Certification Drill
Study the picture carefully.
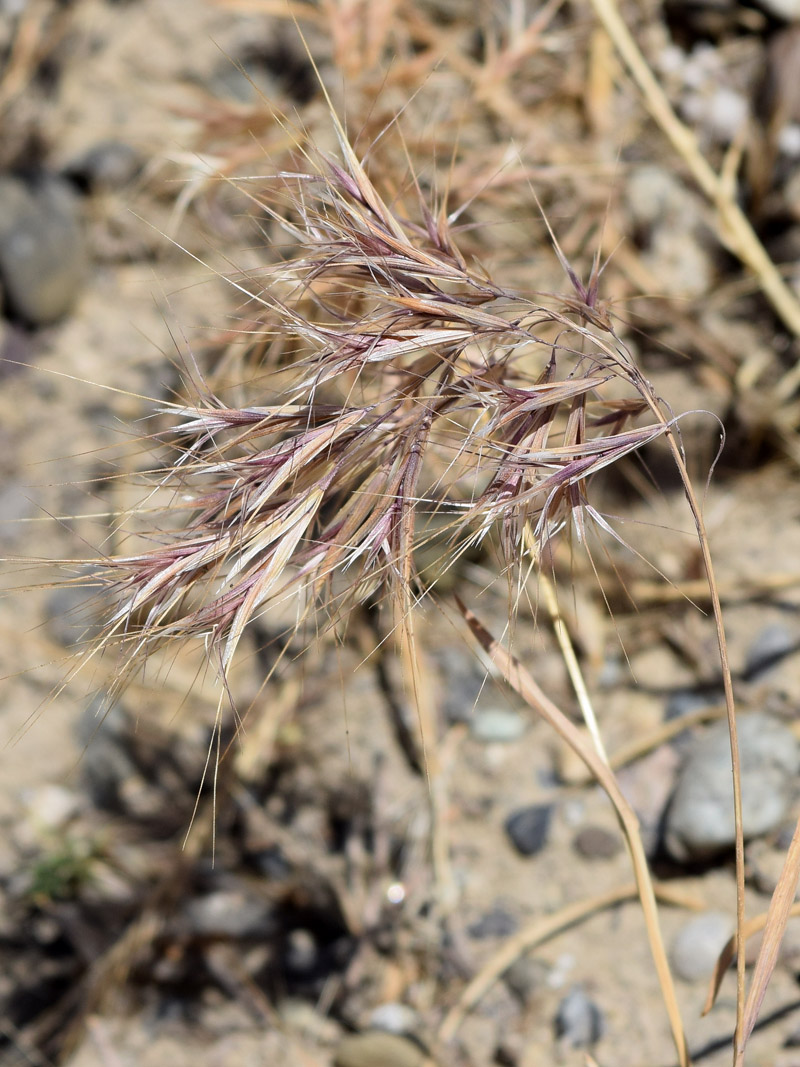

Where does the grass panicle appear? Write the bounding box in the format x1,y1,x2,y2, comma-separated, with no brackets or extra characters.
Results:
60,104,752,1067
93,142,674,688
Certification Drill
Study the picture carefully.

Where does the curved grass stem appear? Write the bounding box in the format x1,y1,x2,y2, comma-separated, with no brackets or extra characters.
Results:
533,548,609,764
455,596,690,1067
638,388,745,1060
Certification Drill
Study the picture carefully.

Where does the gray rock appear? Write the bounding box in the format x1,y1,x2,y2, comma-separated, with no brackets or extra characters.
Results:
435,645,485,725
284,928,318,975
573,825,621,860
625,164,712,298
77,699,138,810
664,713,799,862
65,141,142,193
0,174,87,326
756,0,800,19
23,784,81,832
46,577,102,648
627,165,692,228
505,804,553,857
554,986,605,1048
745,624,796,680
470,708,526,743
504,956,549,1005
747,838,800,897
185,887,276,939
467,905,519,940
670,911,733,982
664,689,720,723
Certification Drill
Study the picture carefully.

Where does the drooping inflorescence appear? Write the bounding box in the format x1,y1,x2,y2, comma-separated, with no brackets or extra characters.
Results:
95,132,670,681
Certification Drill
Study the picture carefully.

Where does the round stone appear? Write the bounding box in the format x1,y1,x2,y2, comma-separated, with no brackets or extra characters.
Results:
333,1031,429,1067
470,708,526,743
0,174,86,326
664,713,799,862
573,825,621,860
670,911,734,982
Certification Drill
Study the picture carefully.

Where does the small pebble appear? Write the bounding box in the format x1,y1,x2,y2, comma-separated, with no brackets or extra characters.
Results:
280,998,341,1044
504,956,549,1005
755,0,800,19
744,624,796,681
470,708,526,743
670,911,734,983
664,713,799,862
436,646,485,725
572,825,621,860
467,905,519,940
626,164,690,228
333,1031,431,1067
645,226,713,299
64,140,142,193
746,838,800,899
285,928,318,975
45,579,101,648
504,804,553,857
0,173,87,326
368,1003,420,1036
663,689,719,723
554,986,605,1048
249,844,291,880
23,784,81,832
185,887,276,939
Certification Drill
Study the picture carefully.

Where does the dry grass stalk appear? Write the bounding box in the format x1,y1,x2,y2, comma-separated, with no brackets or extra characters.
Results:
585,2,800,1054
456,597,690,1065
740,821,800,1059
589,0,800,366
704,900,800,1020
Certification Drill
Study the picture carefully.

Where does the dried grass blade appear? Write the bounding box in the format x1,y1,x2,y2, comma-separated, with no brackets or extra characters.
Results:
588,0,800,381
739,816,800,1058
703,898,800,1017
454,596,689,1067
